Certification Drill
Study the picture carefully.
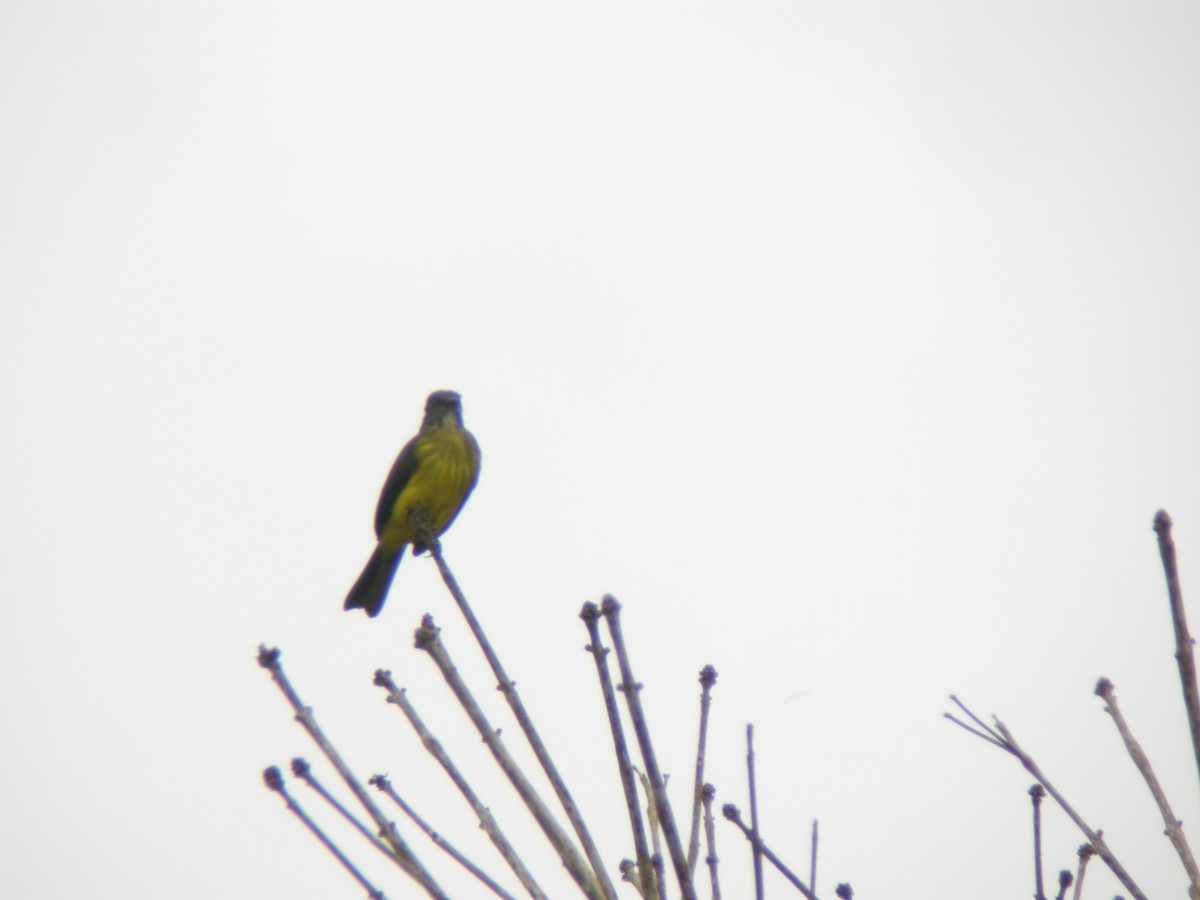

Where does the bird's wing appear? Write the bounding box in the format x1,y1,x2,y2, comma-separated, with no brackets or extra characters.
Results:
374,434,421,538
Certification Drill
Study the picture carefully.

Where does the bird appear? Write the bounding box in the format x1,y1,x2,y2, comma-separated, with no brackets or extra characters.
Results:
344,390,481,617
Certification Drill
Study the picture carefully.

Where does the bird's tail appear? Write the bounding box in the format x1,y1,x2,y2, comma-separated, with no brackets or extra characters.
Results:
343,545,405,617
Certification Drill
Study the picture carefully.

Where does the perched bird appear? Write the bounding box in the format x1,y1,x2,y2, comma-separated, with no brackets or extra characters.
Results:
344,390,481,617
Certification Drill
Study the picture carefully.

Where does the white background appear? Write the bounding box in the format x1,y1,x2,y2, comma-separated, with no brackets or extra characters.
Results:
2,3,1199,898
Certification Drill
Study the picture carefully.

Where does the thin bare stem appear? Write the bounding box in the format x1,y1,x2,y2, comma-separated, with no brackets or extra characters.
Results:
946,694,1007,747
810,819,818,896
943,713,1007,748
263,766,387,900
947,694,1148,900
702,784,722,900
411,618,606,900
1054,869,1074,900
580,602,658,900
373,670,547,899
687,666,718,876
993,718,1148,900
602,596,698,900
290,758,394,859
651,854,667,900
370,774,517,900
420,524,618,900
1031,784,1047,900
257,646,448,899
722,804,819,900
631,768,668,900
747,725,764,900
636,768,665,870
1071,845,1094,900
618,860,646,899
1154,511,1200,793
1095,678,1200,898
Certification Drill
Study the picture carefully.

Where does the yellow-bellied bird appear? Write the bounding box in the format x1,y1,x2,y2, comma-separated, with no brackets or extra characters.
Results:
344,390,480,617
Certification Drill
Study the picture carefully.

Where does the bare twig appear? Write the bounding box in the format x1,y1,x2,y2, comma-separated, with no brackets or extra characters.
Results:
411,618,606,900
290,758,395,860
1054,869,1074,900
580,602,659,900
1154,512,1200,795
810,819,818,896
1095,677,1200,898
722,804,819,900
257,646,448,899
419,515,617,900
263,766,387,900
635,768,665,876
602,596,698,900
702,784,722,900
1031,784,1047,900
632,766,666,900
993,717,1148,900
618,860,646,899
1071,845,1094,900
373,670,547,899
747,725,764,900
944,694,1006,748
369,774,517,900
687,666,718,876
943,713,1007,747
651,854,666,900
947,695,1149,900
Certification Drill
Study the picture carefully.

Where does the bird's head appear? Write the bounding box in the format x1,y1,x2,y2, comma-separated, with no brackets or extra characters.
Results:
423,390,464,428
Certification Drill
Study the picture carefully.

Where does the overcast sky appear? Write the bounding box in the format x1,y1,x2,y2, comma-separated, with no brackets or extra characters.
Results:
2,3,1199,898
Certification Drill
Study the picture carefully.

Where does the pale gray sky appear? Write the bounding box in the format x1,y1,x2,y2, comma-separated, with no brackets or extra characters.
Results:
2,3,1199,898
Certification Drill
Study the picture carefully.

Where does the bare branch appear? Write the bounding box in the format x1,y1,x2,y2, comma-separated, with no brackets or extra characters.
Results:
1054,869,1073,900
634,768,665,880
1030,784,1047,900
1095,677,1200,898
374,672,546,897
419,518,617,900
687,666,718,877
291,758,390,857
747,725,764,900
370,774,518,900
943,708,1007,749
580,602,659,900
257,646,448,899
1154,512,1200,805
602,595,698,900
412,618,606,900
810,819,818,897
1070,845,1094,900
949,694,1005,743
946,694,1149,900
722,804,820,900
618,860,646,899
263,766,387,900
373,671,547,899
702,784,722,900
994,718,1148,900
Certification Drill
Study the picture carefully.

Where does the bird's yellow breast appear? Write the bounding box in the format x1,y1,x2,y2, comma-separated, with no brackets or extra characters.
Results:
381,427,478,548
